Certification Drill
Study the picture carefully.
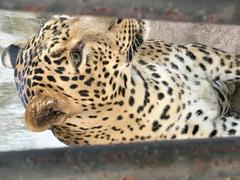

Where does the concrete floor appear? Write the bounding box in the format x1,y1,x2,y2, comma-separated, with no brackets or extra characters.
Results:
149,21,240,53
1,10,240,53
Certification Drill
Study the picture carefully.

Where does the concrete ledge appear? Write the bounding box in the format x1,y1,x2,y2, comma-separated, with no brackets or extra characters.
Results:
1,137,240,180
0,0,240,24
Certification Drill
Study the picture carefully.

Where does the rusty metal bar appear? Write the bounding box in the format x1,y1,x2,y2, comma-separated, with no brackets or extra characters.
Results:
1,137,240,180
0,0,240,24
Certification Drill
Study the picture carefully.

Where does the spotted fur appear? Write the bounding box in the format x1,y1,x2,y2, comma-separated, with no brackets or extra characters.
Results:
3,15,240,146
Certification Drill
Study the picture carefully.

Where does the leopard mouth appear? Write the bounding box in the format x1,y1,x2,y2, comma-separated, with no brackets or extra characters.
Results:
24,90,71,132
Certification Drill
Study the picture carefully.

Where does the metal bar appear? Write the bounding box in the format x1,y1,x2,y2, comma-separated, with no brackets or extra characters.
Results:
1,137,240,180
0,0,240,24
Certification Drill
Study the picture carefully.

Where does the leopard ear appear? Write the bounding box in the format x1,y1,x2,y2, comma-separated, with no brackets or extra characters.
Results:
109,18,149,61
1,44,21,69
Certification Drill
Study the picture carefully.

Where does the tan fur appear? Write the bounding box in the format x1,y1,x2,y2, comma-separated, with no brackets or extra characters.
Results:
4,15,240,146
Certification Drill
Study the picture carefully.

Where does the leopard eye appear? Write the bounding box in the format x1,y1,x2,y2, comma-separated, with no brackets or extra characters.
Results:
70,51,82,65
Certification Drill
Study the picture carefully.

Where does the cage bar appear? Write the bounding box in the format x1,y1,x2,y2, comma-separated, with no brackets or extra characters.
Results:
0,0,240,24
1,138,240,179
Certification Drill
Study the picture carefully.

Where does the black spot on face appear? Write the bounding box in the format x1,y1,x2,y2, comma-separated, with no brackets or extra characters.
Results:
192,125,199,135
116,18,123,24
157,93,164,100
53,58,64,65
60,76,70,81
160,105,170,120
79,90,89,97
33,76,43,81
66,123,77,127
55,67,65,74
104,72,110,78
148,105,154,113
102,117,109,121
185,65,191,72
175,54,184,62
138,59,147,65
72,76,78,81
70,84,78,89
47,75,56,82
228,129,236,135
186,51,196,60
34,68,44,74
84,77,95,86
167,87,173,95
114,70,119,77
199,63,206,71
225,70,232,74
129,96,135,106
85,68,92,74
196,109,203,116
152,73,161,78
89,115,97,118
117,115,123,120
220,58,225,66
152,120,161,132
170,62,178,70
186,112,192,120
203,56,213,64
129,114,134,119
181,125,188,134
44,55,52,64
79,75,85,80
209,129,217,137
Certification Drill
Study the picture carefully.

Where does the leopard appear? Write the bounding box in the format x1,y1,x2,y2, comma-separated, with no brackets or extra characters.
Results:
1,15,240,146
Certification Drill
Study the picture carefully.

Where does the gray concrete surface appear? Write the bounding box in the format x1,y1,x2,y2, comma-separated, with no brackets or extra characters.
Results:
0,10,42,49
149,20,240,53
